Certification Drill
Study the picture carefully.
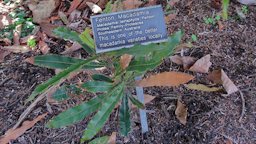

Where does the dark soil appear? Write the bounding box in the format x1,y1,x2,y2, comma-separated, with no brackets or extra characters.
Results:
1,0,256,144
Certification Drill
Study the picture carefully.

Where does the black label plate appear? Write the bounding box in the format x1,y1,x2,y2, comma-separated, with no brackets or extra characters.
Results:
91,5,167,53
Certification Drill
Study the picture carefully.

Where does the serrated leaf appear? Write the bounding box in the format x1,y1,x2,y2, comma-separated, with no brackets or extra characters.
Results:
107,30,182,58
26,54,104,69
81,84,124,142
185,84,222,92
52,86,69,101
82,81,113,93
119,95,131,136
128,94,144,109
26,56,97,102
79,28,95,49
46,94,105,128
53,27,95,54
88,136,110,144
91,74,113,83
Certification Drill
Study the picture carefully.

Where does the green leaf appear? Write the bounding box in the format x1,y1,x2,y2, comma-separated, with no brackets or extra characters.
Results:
103,0,113,13
52,86,69,101
119,94,131,136
128,94,144,109
26,56,97,102
191,34,197,42
81,83,124,142
91,74,113,83
88,136,110,144
222,0,229,20
46,94,105,128
79,28,95,49
82,81,113,93
33,54,104,69
53,27,95,54
127,30,182,73
107,30,182,58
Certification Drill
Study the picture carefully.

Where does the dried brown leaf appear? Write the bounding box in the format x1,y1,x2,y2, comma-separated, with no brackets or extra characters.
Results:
170,55,197,69
220,69,239,95
13,24,22,45
107,132,116,144
207,69,238,95
86,2,102,14
61,42,81,54
25,57,35,65
165,13,176,24
130,94,156,109
39,40,50,54
0,15,12,29
39,22,58,38
137,72,194,87
122,0,143,10
207,69,222,84
0,49,11,62
0,113,47,144
120,54,133,70
28,0,60,23
189,54,212,73
175,100,187,125
185,83,222,92
67,0,83,14
2,45,31,53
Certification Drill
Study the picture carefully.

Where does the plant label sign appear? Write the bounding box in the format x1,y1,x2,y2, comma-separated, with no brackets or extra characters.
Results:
91,5,167,53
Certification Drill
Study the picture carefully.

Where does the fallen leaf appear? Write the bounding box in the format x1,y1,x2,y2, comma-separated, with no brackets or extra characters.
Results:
13,24,22,45
0,15,12,29
0,113,47,144
2,45,31,53
28,0,60,23
237,0,256,5
185,83,222,92
86,2,102,14
217,20,224,31
175,100,187,125
68,10,82,22
120,54,133,70
61,42,81,54
107,132,116,144
189,54,212,73
211,0,221,9
67,0,83,14
0,49,11,62
170,55,197,69
39,40,50,54
58,11,69,25
207,69,238,95
220,69,239,95
39,22,58,38
122,0,143,10
207,69,222,84
137,72,194,87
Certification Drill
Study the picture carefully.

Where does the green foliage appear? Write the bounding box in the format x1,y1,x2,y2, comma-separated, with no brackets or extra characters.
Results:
33,54,104,69
241,5,249,15
128,94,144,109
27,38,37,48
203,15,221,25
47,94,105,128
191,34,198,42
119,94,131,136
103,0,113,13
53,27,95,54
27,27,182,142
91,74,113,83
81,83,124,142
82,81,113,93
222,0,230,20
0,8,36,41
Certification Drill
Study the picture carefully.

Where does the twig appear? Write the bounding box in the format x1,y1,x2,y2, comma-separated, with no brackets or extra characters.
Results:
13,86,55,129
238,90,245,123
